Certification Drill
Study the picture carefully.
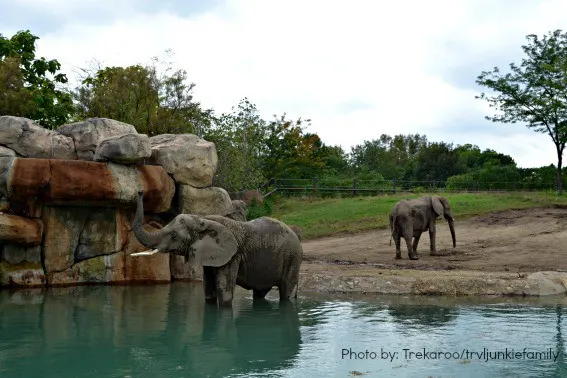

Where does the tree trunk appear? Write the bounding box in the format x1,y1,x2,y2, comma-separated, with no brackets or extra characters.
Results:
557,146,564,195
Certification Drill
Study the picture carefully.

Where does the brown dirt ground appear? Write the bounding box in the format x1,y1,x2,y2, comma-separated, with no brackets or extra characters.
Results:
300,207,567,277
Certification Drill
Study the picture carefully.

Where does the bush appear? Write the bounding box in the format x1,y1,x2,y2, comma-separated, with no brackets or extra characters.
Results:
246,197,274,220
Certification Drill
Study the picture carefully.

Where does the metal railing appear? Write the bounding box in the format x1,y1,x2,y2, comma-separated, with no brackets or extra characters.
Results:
258,178,560,197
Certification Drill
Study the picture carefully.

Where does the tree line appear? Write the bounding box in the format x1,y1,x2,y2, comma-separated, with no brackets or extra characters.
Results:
2,29,567,193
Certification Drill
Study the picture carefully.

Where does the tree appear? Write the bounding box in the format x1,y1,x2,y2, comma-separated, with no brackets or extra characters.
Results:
261,114,325,180
74,51,210,136
0,56,35,116
349,133,427,179
204,98,267,191
413,142,464,182
0,30,74,128
476,29,567,194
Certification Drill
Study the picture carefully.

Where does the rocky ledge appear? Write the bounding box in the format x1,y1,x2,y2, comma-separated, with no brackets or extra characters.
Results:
298,264,567,297
0,116,248,288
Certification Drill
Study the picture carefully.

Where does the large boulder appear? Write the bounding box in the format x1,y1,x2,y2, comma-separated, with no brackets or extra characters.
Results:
42,206,90,273
149,134,218,187
94,133,151,164
178,185,233,215
0,146,15,157
0,116,77,159
57,118,138,160
0,214,43,246
1,158,174,213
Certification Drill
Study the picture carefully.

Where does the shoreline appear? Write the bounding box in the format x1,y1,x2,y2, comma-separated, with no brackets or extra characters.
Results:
297,263,567,297
2,265,567,298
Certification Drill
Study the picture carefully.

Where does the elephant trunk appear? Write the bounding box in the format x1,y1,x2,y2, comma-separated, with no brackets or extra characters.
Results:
447,217,456,248
132,191,163,249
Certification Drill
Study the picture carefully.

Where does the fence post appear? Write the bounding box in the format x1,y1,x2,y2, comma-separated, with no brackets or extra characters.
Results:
313,177,317,196
392,177,397,194
353,178,357,196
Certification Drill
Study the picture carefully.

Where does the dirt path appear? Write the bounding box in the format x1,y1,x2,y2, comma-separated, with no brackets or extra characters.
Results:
301,207,567,274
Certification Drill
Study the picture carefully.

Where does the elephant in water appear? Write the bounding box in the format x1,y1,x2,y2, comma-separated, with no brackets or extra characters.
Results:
389,195,456,260
132,191,303,306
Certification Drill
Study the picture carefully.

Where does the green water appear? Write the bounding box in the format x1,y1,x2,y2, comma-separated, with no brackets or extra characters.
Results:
0,283,566,378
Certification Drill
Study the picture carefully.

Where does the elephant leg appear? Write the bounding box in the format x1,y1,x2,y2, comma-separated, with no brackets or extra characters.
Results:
279,252,301,301
429,223,437,255
402,227,417,260
253,288,271,300
412,233,422,254
405,234,417,260
393,231,402,259
203,266,218,304
404,230,418,260
215,257,240,307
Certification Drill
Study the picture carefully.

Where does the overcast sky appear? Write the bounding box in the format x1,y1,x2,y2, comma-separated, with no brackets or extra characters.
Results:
3,0,567,168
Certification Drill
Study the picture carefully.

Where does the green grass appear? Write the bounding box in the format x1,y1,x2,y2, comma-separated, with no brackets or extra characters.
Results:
269,191,567,240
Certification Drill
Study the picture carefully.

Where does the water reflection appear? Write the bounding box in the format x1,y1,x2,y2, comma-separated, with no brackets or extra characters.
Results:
0,286,566,377
0,284,307,378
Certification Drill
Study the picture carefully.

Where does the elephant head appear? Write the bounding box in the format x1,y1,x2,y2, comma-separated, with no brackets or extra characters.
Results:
430,196,456,248
132,191,239,267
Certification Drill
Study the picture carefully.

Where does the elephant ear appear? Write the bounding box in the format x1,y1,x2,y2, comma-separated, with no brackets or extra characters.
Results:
192,219,238,267
431,196,444,217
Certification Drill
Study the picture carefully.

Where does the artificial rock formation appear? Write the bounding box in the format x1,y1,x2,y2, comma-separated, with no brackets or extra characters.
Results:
0,115,243,288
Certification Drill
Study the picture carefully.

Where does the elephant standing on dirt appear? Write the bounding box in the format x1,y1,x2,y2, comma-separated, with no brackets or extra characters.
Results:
132,192,303,306
389,196,456,260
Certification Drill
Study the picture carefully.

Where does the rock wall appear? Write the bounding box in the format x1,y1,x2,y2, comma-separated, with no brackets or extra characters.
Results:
0,116,244,288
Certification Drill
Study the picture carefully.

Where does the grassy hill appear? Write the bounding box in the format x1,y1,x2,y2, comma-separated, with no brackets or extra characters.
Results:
265,192,567,240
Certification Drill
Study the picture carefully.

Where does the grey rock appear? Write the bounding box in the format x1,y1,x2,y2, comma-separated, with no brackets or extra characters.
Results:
0,116,77,159
149,134,218,187
94,133,151,163
74,208,121,262
57,118,138,160
0,146,16,157
0,157,15,197
178,185,233,216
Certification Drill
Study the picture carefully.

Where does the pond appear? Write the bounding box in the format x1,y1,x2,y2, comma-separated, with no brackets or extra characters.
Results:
0,282,565,378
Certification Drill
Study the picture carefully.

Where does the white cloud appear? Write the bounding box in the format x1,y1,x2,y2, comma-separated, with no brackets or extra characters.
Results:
23,0,567,167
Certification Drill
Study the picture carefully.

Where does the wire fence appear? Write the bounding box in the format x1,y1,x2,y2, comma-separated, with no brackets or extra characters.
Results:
258,178,560,197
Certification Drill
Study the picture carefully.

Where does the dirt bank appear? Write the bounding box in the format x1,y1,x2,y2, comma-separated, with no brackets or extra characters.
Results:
297,207,567,296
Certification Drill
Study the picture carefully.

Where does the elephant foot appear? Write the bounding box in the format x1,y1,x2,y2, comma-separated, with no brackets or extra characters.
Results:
409,255,419,260
395,254,402,260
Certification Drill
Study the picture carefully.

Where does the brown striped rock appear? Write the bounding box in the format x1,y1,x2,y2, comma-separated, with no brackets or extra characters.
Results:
0,214,43,246
0,158,174,213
